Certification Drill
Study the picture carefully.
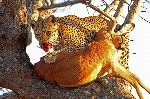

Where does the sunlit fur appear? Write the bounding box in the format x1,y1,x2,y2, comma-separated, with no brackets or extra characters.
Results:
35,30,150,99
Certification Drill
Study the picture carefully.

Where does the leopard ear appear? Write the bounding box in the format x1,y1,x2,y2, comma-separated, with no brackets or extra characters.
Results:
49,15,56,23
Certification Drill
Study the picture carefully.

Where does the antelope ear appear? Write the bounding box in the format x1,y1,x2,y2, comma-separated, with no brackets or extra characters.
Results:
49,15,56,23
122,23,135,32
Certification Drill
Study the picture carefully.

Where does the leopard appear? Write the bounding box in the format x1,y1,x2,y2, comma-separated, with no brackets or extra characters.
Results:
31,15,129,68
31,15,111,63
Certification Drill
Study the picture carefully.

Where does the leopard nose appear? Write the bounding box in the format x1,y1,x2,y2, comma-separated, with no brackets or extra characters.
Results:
42,43,52,52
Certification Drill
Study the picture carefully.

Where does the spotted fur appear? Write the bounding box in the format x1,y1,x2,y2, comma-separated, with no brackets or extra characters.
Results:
115,23,135,69
32,15,109,52
119,33,130,69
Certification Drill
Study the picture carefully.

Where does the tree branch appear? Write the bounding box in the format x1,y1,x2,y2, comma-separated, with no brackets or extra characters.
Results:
38,0,87,10
123,0,143,25
38,0,116,23
100,0,120,16
111,0,126,31
37,0,117,31
87,4,116,25
114,0,126,21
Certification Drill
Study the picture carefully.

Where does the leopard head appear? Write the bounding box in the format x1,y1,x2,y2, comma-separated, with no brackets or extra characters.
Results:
31,15,60,52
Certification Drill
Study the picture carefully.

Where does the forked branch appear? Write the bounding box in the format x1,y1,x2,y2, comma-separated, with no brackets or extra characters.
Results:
38,0,117,31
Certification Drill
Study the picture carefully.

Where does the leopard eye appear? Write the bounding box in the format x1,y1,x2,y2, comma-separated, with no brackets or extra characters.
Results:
31,23,35,28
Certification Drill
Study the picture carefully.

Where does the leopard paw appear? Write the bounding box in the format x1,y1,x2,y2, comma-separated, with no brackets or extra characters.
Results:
44,53,57,64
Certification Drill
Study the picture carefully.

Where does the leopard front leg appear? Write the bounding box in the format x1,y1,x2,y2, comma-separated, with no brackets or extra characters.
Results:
44,51,58,64
43,44,66,64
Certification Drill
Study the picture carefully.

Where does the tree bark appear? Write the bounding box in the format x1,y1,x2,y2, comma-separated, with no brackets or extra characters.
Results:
0,0,136,98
